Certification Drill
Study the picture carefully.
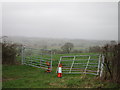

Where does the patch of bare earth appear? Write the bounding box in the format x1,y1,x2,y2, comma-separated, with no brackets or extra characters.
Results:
2,77,18,82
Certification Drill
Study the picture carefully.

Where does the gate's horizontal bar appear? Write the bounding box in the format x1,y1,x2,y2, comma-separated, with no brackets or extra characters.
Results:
31,65,39,67
39,64,48,67
74,59,88,61
62,70,84,71
75,55,90,57
62,65,85,68
75,59,97,60
24,64,48,69
61,59,98,61
62,68,70,69
74,63,87,64
31,62,39,63
86,70,97,72
76,55,99,56
62,68,85,69
61,55,100,58
61,55,90,58
39,63,47,65
62,66,71,67
25,63,48,67
74,63,98,64
63,72,84,74
89,59,98,60
83,72,97,75
36,65,48,67
31,59,41,60
61,60,74,61
61,56,75,58
62,64,72,66
40,60,45,62
40,67,48,69
82,65,98,67
63,72,98,75
88,63,98,64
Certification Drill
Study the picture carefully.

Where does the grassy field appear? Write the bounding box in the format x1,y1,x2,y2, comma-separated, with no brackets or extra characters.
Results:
2,53,120,88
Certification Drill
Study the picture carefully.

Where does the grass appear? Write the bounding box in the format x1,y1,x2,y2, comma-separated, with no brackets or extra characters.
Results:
2,53,120,88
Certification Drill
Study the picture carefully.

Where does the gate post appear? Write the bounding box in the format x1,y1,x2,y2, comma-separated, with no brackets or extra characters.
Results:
100,55,104,77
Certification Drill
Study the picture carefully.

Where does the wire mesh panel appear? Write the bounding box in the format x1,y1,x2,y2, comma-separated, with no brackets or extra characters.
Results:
57,54,102,75
22,47,52,71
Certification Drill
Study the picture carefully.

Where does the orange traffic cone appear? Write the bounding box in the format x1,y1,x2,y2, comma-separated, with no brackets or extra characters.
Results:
46,61,51,73
57,64,62,78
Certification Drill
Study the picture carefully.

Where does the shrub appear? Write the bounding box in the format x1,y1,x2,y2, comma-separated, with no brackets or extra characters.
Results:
89,46,102,53
2,42,18,65
102,43,120,84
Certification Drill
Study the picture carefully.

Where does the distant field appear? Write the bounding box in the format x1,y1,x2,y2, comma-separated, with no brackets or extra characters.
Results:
7,36,110,49
2,53,120,88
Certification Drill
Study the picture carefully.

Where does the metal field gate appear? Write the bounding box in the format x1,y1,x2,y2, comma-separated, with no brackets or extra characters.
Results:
21,47,52,71
57,54,104,76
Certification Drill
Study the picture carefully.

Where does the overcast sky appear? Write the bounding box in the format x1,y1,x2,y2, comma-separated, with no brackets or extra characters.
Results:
2,2,118,40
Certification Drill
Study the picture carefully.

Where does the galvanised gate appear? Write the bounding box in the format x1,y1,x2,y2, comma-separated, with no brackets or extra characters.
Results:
57,54,104,76
21,46,52,71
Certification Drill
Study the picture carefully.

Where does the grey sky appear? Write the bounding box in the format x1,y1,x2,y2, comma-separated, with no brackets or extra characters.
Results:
2,2,118,40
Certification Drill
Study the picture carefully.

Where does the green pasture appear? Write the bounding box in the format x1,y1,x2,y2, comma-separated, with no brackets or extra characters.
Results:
2,53,120,88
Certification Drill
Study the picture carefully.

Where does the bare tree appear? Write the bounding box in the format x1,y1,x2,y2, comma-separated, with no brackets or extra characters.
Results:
61,42,74,53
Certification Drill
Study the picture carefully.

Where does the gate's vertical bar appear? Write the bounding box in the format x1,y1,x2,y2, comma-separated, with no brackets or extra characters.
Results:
69,56,76,73
84,56,90,74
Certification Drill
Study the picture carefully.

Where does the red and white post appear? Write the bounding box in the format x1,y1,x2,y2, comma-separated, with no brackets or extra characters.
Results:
57,64,62,78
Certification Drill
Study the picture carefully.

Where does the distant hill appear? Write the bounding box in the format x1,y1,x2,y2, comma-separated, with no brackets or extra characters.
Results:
3,36,111,50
